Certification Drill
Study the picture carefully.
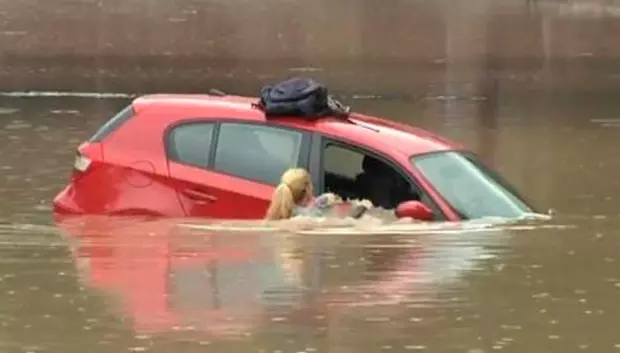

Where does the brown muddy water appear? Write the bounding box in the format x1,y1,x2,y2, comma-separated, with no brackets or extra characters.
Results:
0,82,619,353
2,2,620,350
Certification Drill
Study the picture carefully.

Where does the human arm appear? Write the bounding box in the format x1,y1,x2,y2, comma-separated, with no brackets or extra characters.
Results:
347,199,373,219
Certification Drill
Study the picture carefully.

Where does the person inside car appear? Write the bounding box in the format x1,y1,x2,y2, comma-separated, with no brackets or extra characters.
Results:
265,168,372,221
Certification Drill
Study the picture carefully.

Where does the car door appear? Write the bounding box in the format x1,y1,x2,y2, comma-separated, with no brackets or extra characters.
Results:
208,122,310,219
165,121,221,218
308,134,447,221
166,120,310,219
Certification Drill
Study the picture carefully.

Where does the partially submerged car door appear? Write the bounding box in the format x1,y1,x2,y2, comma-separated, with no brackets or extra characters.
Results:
165,120,311,219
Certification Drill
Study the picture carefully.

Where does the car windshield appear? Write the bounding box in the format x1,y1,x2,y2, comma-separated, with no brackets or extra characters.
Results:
411,151,533,220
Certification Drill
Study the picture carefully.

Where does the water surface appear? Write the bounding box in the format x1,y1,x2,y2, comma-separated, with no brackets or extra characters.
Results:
2,1,620,350
0,86,618,352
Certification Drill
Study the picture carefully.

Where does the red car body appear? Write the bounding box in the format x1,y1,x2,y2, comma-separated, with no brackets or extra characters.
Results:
53,93,534,222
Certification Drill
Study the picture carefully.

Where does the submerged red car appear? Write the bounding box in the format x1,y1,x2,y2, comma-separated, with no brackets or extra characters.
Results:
53,90,535,221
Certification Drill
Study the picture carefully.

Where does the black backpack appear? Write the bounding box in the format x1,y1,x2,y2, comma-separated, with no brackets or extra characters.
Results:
257,77,351,119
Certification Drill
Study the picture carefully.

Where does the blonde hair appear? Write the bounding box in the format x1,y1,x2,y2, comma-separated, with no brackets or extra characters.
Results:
265,168,311,220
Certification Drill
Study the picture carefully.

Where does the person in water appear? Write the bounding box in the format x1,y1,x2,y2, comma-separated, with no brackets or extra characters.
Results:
265,168,371,220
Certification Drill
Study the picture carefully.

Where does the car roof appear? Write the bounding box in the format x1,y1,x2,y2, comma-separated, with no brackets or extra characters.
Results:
133,94,462,156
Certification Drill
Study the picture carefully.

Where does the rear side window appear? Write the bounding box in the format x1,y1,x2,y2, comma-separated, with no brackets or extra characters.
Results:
167,123,215,168
213,123,303,185
89,104,135,142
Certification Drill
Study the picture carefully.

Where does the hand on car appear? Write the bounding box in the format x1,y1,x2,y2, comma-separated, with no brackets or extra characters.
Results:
320,193,342,207
352,199,373,209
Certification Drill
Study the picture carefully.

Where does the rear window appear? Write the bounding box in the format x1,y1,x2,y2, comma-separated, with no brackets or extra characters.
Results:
89,104,136,142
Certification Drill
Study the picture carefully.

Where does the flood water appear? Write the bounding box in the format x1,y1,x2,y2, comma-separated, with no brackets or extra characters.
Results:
3,1,620,352
1,85,619,352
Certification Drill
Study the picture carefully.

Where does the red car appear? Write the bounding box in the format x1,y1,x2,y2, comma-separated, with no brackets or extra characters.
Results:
53,93,535,221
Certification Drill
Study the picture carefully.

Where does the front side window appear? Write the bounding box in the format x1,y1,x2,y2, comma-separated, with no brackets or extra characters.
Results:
411,151,533,219
213,123,303,185
322,141,425,210
167,122,215,168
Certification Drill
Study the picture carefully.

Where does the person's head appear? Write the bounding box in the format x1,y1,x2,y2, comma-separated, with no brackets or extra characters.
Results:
265,168,313,220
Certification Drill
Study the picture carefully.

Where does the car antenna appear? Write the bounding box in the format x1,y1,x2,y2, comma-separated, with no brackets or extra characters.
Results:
343,115,380,132
328,98,380,132
208,88,227,97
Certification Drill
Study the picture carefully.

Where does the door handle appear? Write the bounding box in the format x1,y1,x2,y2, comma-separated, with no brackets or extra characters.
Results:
183,189,218,203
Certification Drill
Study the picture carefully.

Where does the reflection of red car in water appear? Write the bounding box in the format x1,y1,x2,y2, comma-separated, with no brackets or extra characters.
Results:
58,216,315,337
56,215,498,339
